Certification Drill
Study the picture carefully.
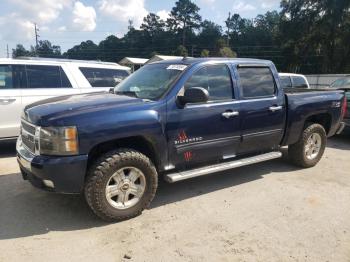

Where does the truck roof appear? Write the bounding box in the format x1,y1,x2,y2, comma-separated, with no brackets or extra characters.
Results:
149,57,273,66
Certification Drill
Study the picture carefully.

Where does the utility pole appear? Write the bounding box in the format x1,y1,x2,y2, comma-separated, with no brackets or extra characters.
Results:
226,12,231,46
34,23,40,55
6,44,9,58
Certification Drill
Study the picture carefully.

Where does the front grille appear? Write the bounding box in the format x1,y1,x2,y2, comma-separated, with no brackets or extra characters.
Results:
21,120,36,153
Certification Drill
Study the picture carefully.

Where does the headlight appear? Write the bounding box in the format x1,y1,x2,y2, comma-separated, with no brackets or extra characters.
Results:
35,126,79,156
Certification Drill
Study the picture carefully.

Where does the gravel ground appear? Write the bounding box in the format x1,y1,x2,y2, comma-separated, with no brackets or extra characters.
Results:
0,132,349,262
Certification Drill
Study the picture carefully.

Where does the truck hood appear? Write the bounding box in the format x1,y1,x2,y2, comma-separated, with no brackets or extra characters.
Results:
23,92,147,125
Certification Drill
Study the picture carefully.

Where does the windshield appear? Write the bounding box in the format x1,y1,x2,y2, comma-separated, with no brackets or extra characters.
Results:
330,77,350,88
114,63,186,100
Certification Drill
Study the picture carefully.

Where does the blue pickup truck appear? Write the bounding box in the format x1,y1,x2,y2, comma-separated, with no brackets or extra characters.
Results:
17,58,346,221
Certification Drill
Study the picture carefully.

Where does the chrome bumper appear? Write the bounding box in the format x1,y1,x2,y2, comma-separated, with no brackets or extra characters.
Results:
16,136,34,171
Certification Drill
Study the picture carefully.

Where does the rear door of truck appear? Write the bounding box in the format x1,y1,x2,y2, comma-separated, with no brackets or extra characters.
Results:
234,64,286,153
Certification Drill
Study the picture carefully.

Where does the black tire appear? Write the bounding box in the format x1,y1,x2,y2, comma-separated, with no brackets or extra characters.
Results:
288,123,327,168
84,148,158,222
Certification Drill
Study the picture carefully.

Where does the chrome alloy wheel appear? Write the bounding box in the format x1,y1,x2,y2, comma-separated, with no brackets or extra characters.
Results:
105,167,146,210
304,133,322,160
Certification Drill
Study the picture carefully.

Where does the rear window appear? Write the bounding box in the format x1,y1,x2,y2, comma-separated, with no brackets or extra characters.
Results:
292,76,308,88
237,67,275,98
26,65,72,88
79,67,130,87
280,76,292,88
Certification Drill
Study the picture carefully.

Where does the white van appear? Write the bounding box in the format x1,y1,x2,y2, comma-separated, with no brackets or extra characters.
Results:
0,57,130,140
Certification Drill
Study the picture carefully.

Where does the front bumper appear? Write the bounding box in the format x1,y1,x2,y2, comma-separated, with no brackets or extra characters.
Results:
16,137,88,193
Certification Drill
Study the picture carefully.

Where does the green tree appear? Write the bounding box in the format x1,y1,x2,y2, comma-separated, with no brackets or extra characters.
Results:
65,40,99,60
36,40,62,58
141,13,166,38
197,20,222,49
167,0,202,46
174,45,188,56
200,49,210,57
219,47,236,58
280,0,350,73
12,44,33,58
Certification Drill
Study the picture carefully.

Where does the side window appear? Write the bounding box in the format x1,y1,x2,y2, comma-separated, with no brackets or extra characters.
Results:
237,67,275,98
207,65,233,100
0,65,13,89
26,65,72,88
184,64,233,101
280,76,292,88
12,65,27,88
292,76,308,88
184,67,208,91
79,67,130,87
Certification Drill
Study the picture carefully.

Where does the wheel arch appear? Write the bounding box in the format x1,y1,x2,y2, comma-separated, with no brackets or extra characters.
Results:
87,136,161,171
304,112,332,135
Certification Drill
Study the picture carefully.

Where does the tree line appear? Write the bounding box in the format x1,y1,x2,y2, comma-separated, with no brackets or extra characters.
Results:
12,0,350,74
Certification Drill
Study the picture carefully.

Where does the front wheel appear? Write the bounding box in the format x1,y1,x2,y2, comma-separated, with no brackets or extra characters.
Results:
85,149,158,222
288,123,327,168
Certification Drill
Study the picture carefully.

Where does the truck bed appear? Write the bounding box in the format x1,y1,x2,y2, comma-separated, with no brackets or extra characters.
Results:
282,88,345,146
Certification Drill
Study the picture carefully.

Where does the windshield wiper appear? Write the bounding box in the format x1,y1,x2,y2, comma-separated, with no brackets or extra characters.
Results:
115,91,138,98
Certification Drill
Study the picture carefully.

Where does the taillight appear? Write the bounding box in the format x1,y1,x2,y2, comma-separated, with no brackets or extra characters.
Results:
341,95,347,119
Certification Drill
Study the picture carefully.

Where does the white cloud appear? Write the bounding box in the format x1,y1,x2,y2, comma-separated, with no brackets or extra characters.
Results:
0,0,74,42
72,1,96,31
261,0,280,9
0,13,34,41
58,26,67,32
98,0,148,28
156,10,170,21
8,0,73,24
233,1,256,12
200,0,216,4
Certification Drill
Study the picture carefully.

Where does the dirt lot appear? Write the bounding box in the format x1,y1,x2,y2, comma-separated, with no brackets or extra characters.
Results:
0,133,350,262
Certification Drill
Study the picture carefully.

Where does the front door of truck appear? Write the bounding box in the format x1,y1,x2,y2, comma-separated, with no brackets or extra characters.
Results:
235,65,285,154
166,64,241,169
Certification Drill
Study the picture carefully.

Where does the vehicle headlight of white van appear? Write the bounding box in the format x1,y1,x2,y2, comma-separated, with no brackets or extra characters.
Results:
35,126,79,156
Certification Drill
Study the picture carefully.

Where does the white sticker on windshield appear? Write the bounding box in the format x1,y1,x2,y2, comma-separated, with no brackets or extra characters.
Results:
166,64,187,71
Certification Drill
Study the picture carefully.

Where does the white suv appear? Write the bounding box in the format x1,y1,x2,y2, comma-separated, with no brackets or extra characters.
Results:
0,57,130,140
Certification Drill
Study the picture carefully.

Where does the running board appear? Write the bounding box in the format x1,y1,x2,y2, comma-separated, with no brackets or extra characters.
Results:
165,152,282,183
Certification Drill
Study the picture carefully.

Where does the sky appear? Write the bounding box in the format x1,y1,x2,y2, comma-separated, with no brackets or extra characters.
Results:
0,0,281,57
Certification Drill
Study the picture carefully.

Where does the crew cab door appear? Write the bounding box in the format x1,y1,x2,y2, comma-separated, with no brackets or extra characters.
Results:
235,65,285,153
166,64,241,168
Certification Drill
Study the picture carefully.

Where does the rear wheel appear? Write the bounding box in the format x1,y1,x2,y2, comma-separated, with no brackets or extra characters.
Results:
85,149,158,222
288,123,327,168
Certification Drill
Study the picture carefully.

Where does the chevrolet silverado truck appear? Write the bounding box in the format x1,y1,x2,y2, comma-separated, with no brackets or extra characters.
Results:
17,58,347,221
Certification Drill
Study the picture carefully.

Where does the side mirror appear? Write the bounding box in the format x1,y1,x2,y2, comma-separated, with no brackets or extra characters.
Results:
109,87,115,94
178,87,209,105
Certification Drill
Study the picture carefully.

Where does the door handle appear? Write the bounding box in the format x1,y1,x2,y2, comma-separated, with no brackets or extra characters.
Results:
222,111,239,119
269,106,282,112
0,98,16,105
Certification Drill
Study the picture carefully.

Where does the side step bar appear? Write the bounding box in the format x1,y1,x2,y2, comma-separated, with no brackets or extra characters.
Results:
165,151,282,183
